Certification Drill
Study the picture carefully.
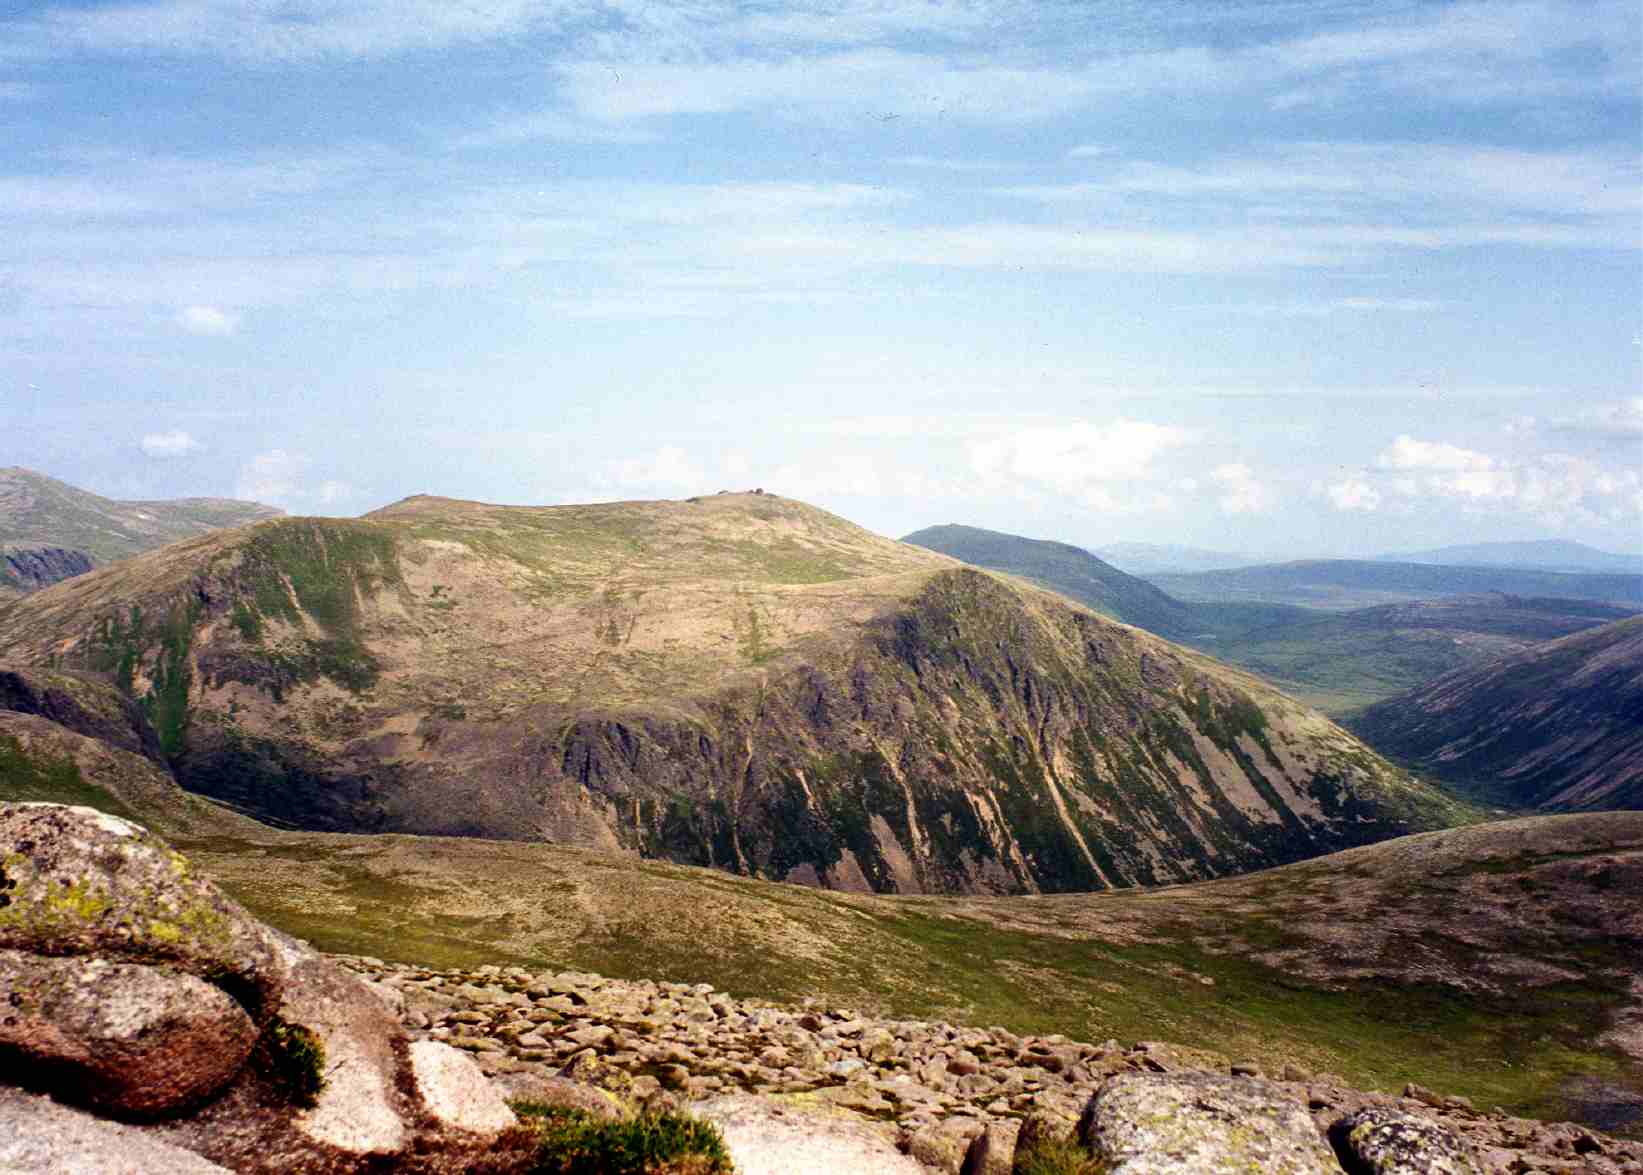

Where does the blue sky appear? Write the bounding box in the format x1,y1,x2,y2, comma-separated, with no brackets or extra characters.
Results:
2,0,1639,557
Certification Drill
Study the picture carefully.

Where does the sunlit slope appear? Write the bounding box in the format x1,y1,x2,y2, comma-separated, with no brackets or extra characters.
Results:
0,492,1472,893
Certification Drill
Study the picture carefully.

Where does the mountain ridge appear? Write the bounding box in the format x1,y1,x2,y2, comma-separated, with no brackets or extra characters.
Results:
0,467,282,587
0,493,1472,895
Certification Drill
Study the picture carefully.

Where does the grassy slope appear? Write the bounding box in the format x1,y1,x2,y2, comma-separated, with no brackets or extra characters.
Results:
161,812,1643,1133
0,467,281,565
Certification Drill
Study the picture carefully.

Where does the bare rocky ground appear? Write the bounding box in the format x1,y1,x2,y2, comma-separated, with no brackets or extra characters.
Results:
342,954,1643,1174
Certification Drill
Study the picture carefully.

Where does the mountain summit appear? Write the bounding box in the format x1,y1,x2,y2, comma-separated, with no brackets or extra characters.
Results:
0,491,1470,894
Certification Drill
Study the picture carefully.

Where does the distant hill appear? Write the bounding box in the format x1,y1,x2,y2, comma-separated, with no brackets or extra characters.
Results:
902,524,1196,638
1349,615,1643,810
1148,559,1643,611
0,468,282,585
1378,539,1643,574
899,526,1638,715
1194,594,1641,716
1092,541,1263,575
0,492,1471,894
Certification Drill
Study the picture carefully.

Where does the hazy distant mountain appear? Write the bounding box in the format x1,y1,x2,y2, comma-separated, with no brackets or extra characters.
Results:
0,467,282,584
1092,541,1264,575
1148,559,1643,611
0,491,1468,894
1377,539,1643,574
1350,616,1643,811
902,524,1195,638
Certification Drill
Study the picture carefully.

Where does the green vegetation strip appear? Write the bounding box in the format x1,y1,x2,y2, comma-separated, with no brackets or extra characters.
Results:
512,1104,731,1175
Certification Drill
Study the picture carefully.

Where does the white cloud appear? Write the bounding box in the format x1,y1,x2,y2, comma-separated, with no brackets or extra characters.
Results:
601,446,707,495
1065,144,1111,159
1325,476,1381,512
1210,463,1273,515
970,419,1195,512
176,305,239,336
1357,436,1643,525
237,449,308,505
1376,435,1496,473
556,49,1132,126
139,429,201,458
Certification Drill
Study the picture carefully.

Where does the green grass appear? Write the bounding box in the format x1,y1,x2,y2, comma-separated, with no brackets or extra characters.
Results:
195,830,1642,1135
0,733,141,822
512,1104,731,1175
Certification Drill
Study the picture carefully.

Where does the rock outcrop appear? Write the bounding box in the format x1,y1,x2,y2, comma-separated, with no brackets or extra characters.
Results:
0,803,515,1171
1,546,94,593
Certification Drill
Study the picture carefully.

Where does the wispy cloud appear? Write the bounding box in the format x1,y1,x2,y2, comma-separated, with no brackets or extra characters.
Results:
139,429,201,458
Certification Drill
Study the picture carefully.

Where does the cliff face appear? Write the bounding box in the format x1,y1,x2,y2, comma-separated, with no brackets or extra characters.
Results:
2,546,94,593
0,495,1472,894
1350,616,1643,811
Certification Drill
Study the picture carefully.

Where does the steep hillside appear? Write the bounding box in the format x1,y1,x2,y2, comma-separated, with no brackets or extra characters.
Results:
1196,593,1640,716
1350,616,1643,810
903,523,1195,638
1150,558,1643,610
0,492,1472,894
0,467,281,574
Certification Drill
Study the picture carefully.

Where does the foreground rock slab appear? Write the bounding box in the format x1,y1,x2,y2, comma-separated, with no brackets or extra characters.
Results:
0,804,519,1172
1080,1071,1343,1173
0,1087,232,1175
692,1093,926,1175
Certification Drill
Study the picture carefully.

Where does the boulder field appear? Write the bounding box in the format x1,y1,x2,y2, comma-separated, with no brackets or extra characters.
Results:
2,802,1639,1173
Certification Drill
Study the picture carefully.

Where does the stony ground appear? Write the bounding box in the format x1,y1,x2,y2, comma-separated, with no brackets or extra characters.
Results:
340,955,1643,1174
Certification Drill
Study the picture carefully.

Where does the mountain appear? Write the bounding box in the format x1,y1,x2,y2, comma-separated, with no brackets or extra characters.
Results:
1379,539,1643,574
1194,593,1641,716
0,491,1472,894
1091,541,1262,575
1149,558,1643,611
897,523,1636,715
0,467,282,581
3,671,1634,1132
902,523,1196,639
1349,615,1643,810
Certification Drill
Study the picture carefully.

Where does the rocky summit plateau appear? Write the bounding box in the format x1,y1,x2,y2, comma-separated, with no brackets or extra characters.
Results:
0,491,1471,895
